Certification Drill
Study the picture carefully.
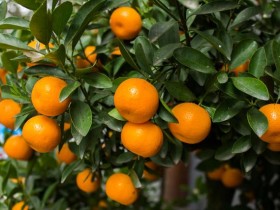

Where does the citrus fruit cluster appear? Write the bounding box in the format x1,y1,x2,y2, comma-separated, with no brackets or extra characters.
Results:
207,165,244,188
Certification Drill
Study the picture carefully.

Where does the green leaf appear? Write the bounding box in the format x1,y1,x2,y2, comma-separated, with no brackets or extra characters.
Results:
157,21,180,47
24,65,70,79
84,72,112,88
230,40,258,70
193,29,231,60
242,150,257,172
0,1,7,20
170,140,183,165
52,1,73,36
117,39,140,70
61,160,82,183
44,45,66,66
0,203,8,210
158,98,178,123
108,108,126,121
0,34,34,51
153,43,181,66
247,107,268,137
213,99,246,123
272,40,280,75
192,1,238,15
29,1,52,45
251,134,267,155
130,169,142,188
248,47,267,78
232,136,251,154
115,152,135,164
1,51,18,73
134,36,154,75
1,85,30,104
215,142,235,161
70,101,92,136
60,81,80,102
174,47,216,74
231,77,269,100
64,0,106,48
0,17,29,30
149,20,178,43
230,6,261,28
165,81,196,102
42,182,58,206
14,0,42,10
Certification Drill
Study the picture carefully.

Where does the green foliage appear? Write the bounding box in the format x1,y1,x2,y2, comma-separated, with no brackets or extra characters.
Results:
1,0,280,209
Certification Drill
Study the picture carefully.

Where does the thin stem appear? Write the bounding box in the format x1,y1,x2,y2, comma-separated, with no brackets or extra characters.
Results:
175,0,190,46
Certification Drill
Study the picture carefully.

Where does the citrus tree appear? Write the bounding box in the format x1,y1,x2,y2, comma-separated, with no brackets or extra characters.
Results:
0,0,280,209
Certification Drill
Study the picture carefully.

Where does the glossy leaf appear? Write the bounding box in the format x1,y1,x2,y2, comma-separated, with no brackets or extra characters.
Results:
64,0,106,48
44,45,66,66
174,47,216,74
1,85,30,104
118,39,140,70
193,29,231,60
60,81,80,102
0,17,29,30
52,1,73,36
1,51,18,73
70,101,92,136
115,152,135,164
134,36,154,75
215,142,235,161
192,1,238,15
61,160,82,183
149,20,178,43
29,1,52,45
248,47,267,78
230,40,258,70
158,98,178,123
0,34,34,51
24,65,70,79
84,72,113,88
165,81,196,102
130,169,142,188
232,136,251,154
0,1,7,20
251,134,267,155
153,43,181,66
108,108,126,121
231,6,261,28
247,107,268,137
14,0,42,10
213,99,246,123
242,150,257,172
231,77,269,100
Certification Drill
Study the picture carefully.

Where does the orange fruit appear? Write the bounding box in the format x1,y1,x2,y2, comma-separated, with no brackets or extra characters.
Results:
114,78,159,123
56,143,77,164
3,135,33,160
31,76,71,117
221,168,244,188
12,201,29,210
207,165,226,181
76,46,97,68
267,142,280,151
105,173,138,206
0,99,21,130
111,47,121,56
22,115,61,153
259,103,280,143
142,161,161,181
76,168,100,193
63,122,71,131
231,60,249,76
121,121,163,158
109,7,142,40
168,103,211,144
0,67,7,84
